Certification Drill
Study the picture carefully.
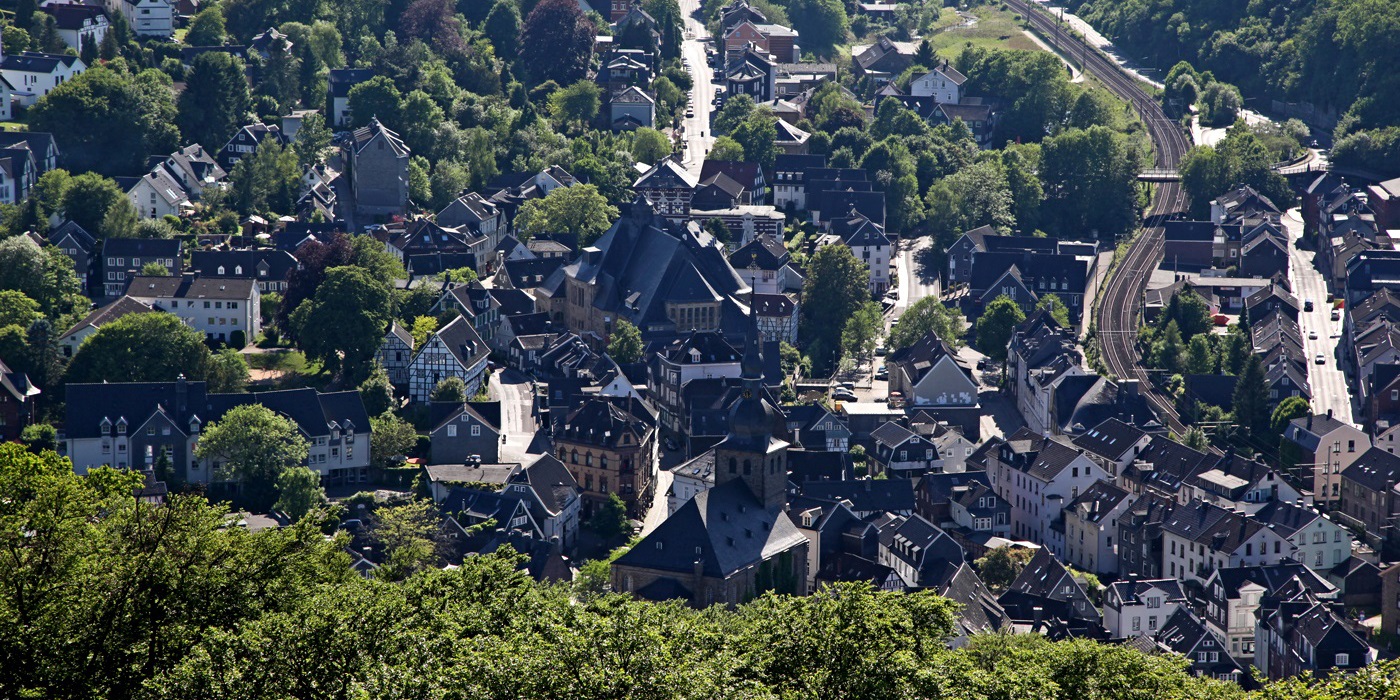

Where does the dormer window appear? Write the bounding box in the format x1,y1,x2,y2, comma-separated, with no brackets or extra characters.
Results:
100,418,111,436
116,419,127,435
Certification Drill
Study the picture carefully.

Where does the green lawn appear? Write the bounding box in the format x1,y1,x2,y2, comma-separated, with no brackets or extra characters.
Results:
926,5,1042,62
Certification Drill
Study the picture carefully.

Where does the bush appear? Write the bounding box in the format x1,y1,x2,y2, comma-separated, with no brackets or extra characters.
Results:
376,465,419,489
229,330,246,348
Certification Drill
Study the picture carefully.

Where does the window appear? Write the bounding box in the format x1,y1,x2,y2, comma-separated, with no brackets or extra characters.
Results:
1335,654,1349,666
1149,616,1158,631
447,424,457,437
1132,617,1141,632
1209,652,1219,663
470,424,481,436
1147,596,1161,609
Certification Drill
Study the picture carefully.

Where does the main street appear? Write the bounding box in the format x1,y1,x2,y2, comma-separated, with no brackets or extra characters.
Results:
491,369,544,464
678,0,717,176
1282,209,1356,425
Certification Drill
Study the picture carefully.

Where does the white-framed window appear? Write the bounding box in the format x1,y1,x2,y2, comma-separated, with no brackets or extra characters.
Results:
1335,653,1349,666
447,424,457,437
470,424,481,436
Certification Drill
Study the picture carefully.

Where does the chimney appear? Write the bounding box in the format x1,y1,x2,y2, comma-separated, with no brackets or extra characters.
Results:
583,246,602,266
176,374,187,413
1327,408,1334,419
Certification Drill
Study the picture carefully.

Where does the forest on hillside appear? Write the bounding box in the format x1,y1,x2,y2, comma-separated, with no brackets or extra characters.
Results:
1062,0,1400,174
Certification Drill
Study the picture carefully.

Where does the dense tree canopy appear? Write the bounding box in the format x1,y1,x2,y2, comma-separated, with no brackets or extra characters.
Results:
30,66,179,175
289,266,394,379
195,403,310,509
800,244,871,375
177,52,251,152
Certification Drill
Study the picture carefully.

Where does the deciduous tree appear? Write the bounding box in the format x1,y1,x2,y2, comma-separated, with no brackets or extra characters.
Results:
513,184,618,245
607,319,643,363
289,266,394,379
975,295,1025,361
177,52,251,156
520,0,595,85
800,244,870,375
65,313,211,384
273,466,326,520
195,403,310,510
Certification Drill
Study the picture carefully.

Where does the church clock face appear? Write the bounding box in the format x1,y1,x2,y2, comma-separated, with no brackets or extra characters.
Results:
742,389,753,399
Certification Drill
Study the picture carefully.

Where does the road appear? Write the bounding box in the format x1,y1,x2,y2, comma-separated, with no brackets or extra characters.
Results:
678,0,717,176
894,237,941,318
491,369,544,464
1008,0,1191,435
1281,208,1356,425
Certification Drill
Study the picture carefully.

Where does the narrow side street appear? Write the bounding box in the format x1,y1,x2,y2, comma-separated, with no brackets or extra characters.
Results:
491,369,544,464
1281,208,1356,425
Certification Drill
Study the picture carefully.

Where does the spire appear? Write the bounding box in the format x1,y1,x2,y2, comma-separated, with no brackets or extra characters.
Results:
741,306,763,382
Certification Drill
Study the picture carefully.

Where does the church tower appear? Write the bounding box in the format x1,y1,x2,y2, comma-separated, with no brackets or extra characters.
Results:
713,317,789,511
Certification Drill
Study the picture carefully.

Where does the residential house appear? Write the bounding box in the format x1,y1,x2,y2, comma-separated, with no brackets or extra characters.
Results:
1202,562,1340,664
123,274,260,345
966,249,1093,322
884,330,979,432
1252,500,1353,572
1007,308,1088,434
148,144,226,201
609,85,655,131
1071,418,1151,479
631,156,698,221
100,238,181,297
0,51,84,106
909,61,965,102
326,68,376,128
376,320,413,385
1104,578,1187,639
1117,491,1176,579
406,315,490,403
428,401,502,464
946,479,1011,536
1337,446,1400,554
504,454,582,552
189,249,298,295
771,153,826,210
48,219,95,294
875,514,966,589
57,295,154,358
1254,590,1372,680
986,428,1104,552
553,396,658,517
1154,608,1247,683
851,36,914,83
723,20,798,62
869,421,942,477
998,548,1102,628
342,118,411,220
1381,562,1400,637
782,403,850,452
0,140,37,203
824,209,890,293
0,358,38,441
1283,413,1368,506
647,330,742,434
1159,499,1293,586
102,0,172,37
435,191,504,250
42,4,108,51
1063,479,1133,575
217,122,286,171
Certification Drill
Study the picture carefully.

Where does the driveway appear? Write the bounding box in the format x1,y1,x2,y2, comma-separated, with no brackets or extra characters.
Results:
1282,207,1356,425
894,236,941,320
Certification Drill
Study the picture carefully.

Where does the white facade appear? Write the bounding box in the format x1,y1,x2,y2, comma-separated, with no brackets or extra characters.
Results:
987,444,1104,554
103,0,173,37
1285,514,1353,571
1104,581,1184,639
1163,523,1293,586
1064,492,1133,575
127,171,189,220
0,53,85,106
909,68,962,103
125,280,260,344
406,325,489,403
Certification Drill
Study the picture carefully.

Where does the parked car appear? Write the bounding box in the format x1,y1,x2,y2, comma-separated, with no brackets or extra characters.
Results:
1315,354,1326,364
875,346,887,356
1304,299,1315,311
875,365,888,379
1331,309,1341,321
832,390,857,402
1308,330,1318,339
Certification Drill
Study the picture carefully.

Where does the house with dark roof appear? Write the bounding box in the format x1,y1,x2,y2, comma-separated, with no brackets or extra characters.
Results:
217,122,286,171
102,0,172,37
1104,577,1186,639
875,513,965,589
57,295,155,357
1255,589,1373,681
406,315,490,403
123,274,259,345
782,403,850,452
632,156,698,221
503,454,582,552
1202,561,1339,664
1063,479,1133,575
100,238,182,297
771,153,827,210
966,249,1093,322
1007,308,1089,433
647,330,742,435
422,462,519,502
998,548,1102,628
0,357,38,441
326,68,376,127
343,118,411,220
800,478,915,519
1153,608,1247,683
851,36,914,83
49,219,96,295
946,479,1010,537
1071,418,1151,478
0,52,83,107
189,249,298,294
429,401,502,465
65,380,371,484
869,421,942,477
1337,446,1400,553
986,428,1104,553
1251,500,1353,572
552,396,657,517
376,320,414,385
909,61,965,102
1159,499,1293,586
914,471,991,526
885,330,978,417
41,4,108,51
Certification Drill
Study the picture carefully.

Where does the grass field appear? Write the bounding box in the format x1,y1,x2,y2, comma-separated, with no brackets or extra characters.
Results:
926,5,1042,61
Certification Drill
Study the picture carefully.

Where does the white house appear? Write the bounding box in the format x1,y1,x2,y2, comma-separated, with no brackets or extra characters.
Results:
986,428,1105,554
43,4,109,51
609,85,656,131
1063,479,1134,575
127,165,190,219
1104,578,1187,638
885,331,978,409
124,274,261,345
908,62,966,103
1202,563,1339,664
666,449,715,515
1160,499,1295,586
1283,413,1369,505
103,0,173,38
407,315,490,403
1252,500,1354,571
0,52,84,106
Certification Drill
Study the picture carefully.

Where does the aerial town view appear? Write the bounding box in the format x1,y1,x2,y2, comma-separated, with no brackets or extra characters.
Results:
2,0,1400,694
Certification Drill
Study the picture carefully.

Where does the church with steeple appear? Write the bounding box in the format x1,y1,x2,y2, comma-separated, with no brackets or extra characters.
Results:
610,324,810,606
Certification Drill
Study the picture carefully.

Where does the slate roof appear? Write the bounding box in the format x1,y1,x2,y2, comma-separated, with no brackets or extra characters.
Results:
424,463,519,486
1159,499,1262,554
328,68,376,98
1,51,79,74
1341,446,1400,492
728,236,788,271
1066,480,1130,524
1251,500,1329,539
657,330,742,364
613,479,807,578
510,454,580,516
189,249,297,282
205,388,370,438
800,478,915,514
885,330,972,385
58,296,155,344
102,237,180,260
1071,418,1146,462
999,428,1088,482
634,156,699,190
557,397,653,448
1211,562,1336,599
49,219,95,250
1106,578,1186,607
125,274,255,300
430,316,490,372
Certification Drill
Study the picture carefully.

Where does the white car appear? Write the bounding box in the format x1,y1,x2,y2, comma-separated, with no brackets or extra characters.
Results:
1308,330,1318,339
1315,354,1326,364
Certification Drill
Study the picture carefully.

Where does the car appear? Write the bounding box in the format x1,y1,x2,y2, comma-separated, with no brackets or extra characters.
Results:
839,382,856,391
1315,354,1326,364
875,365,888,379
1304,299,1314,311
875,346,887,356
686,109,694,118
1308,330,1318,339
1331,309,1341,321
832,390,857,402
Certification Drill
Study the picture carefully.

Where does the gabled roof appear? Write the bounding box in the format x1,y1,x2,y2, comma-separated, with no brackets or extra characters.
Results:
424,316,489,372
885,330,973,385
125,274,256,300
633,156,698,190
728,236,788,271
1071,418,1146,462
509,454,580,516
58,296,155,344
49,219,95,250
348,118,408,156
800,478,915,513
1066,479,1130,524
614,479,807,578
0,51,80,74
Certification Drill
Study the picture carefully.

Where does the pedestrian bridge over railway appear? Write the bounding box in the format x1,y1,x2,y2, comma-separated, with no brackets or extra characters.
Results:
1138,168,1180,182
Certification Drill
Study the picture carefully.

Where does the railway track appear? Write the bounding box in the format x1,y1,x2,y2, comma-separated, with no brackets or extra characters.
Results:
1004,0,1191,434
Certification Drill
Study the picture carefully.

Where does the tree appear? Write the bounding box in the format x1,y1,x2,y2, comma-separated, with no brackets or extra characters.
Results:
294,112,332,167
548,80,601,128
208,347,250,392
888,296,963,351
975,296,1026,362
1233,354,1271,439
196,404,310,511
0,290,40,330
138,261,169,277
227,140,302,215
177,53,251,156
371,499,442,580
430,376,468,403
520,0,595,84
1200,81,1242,126
184,4,226,46
930,159,1016,235
800,245,870,375
483,0,522,57
19,422,58,453
1039,126,1142,238
630,127,671,165
350,234,405,281
841,301,884,362
370,412,418,469
410,316,438,349
607,319,643,363
975,546,1035,592
1183,426,1211,451
66,312,211,384
136,219,177,239
1035,294,1071,328
588,492,630,538
273,466,326,520
712,93,755,136
346,76,403,129
399,0,466,57
31,67,180,175
513,184,618,245
60,172,130,237
1185,335,1215,375
1154,320,1186,373
359,365,395,416
708,136,745,161
289,266,393,379
278,234,354,331
785,0,848,57
1271,397,1311,436
0,238,85,319
731,113,779,170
